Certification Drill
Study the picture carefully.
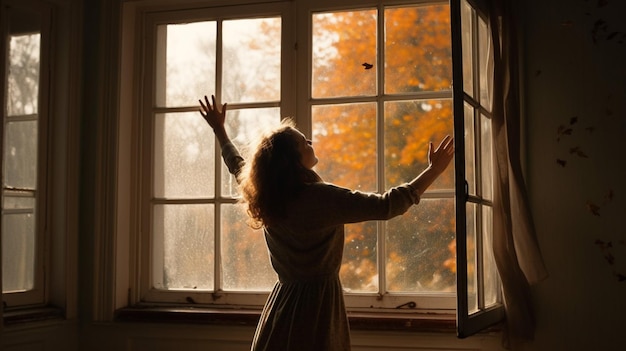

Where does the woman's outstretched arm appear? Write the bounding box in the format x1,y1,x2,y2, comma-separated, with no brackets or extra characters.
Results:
199,95,244,178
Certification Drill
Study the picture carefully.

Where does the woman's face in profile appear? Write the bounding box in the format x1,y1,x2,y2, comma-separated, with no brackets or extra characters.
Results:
291,129,318,169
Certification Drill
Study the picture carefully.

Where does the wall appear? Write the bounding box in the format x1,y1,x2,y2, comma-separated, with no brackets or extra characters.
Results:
522,0,626,350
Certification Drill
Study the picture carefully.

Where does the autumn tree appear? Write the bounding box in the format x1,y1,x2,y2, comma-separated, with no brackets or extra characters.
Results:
311,4,456,292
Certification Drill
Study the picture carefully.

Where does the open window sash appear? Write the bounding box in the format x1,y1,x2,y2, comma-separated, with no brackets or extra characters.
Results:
451,0,504,338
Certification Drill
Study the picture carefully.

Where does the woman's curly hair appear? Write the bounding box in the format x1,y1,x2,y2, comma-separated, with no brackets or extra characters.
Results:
240,119,321,229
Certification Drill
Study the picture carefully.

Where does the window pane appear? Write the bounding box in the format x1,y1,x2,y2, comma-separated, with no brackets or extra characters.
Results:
4,120,38,189
3,194,35,209
153,204,214,290
222,204,276,291
386,199,456,292
2,213,36,292
312,103,377,191
482,205,498,307
384,100,454,190
312,9,377,98
7,34,40,116
340,222,378,293
478,16,492,110
466,202,478,313
154,112,215,199
461,0,473,96
384,5,451,94
464,103,476,195
222,17,281,103
480,113,493,200
221,108,281,197
156,21,216,107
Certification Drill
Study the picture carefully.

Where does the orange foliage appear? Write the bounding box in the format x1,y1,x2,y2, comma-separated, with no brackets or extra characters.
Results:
311,4,457,292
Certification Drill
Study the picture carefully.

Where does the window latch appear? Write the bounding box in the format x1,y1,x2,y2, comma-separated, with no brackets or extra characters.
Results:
395,301,417,309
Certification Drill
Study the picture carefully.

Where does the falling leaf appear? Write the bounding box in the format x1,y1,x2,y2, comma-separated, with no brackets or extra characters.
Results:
586,201,601,216
607,31,620,40
535,69,542,77
569,146,588,158
362,62,373,70
570,116,578,125
556,159,567,167
616,274,626,282
606,189,614,201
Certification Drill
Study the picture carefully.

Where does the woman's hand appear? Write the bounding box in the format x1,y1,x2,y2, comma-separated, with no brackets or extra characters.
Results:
199,95,229,144
428,135,455,174
199,95,227,130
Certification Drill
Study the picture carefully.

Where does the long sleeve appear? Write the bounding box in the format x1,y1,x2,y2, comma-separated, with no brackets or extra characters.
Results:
220,141,245,180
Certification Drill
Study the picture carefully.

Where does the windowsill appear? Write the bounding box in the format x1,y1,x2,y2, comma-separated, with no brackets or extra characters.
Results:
3,306,65,326
115,305,460,333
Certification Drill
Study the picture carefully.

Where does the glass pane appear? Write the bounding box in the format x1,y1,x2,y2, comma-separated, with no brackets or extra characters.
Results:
4,120,38,189
312,9,377,98
480,113,493,200
312,103,377,191
221,108,281,197
466,202,478,313
153,204,214,290
384,99,454,190
222,204,276,291
464,103,476,195
222,17,281,103
7,34,40,116
478,16,492,110
461,0,473,96
340,222,378,293
156,21,216,107
2,213,36,292
482,205,498,307
154,112,215,199
386,199,456,292
385,5,452,94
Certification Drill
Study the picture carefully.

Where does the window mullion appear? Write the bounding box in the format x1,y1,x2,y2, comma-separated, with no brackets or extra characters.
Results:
376,4,386,298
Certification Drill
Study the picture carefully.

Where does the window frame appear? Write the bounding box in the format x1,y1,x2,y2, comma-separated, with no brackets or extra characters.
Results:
450,0,504,337
122,0,506,334
136,1,295,306
0,0,51,309
295,0,457,311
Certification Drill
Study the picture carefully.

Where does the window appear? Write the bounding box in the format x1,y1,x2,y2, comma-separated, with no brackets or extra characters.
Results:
129,0,501,335
453,0,503,336
1,0,50,308
304,3,456,310
138,2,291,306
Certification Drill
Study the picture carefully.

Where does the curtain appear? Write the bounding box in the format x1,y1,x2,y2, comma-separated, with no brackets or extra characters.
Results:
487,0,548,344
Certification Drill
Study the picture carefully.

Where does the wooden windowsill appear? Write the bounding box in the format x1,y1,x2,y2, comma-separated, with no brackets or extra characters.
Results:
3,306,65,326
115,305,460,333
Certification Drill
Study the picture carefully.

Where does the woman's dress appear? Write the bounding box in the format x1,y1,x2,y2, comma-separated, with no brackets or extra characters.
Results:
220,142,419,351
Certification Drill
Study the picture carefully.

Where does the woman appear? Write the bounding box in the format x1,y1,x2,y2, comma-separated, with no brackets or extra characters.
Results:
199,95,454,351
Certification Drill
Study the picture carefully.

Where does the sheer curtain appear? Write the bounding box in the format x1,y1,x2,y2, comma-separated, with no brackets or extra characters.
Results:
487,0,548,344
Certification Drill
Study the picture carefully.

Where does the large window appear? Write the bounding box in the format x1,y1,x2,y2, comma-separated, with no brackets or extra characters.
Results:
1,0,49,308
131,0,500,334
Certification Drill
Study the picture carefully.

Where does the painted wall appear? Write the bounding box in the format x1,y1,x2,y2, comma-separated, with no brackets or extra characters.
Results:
522,0,626,350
